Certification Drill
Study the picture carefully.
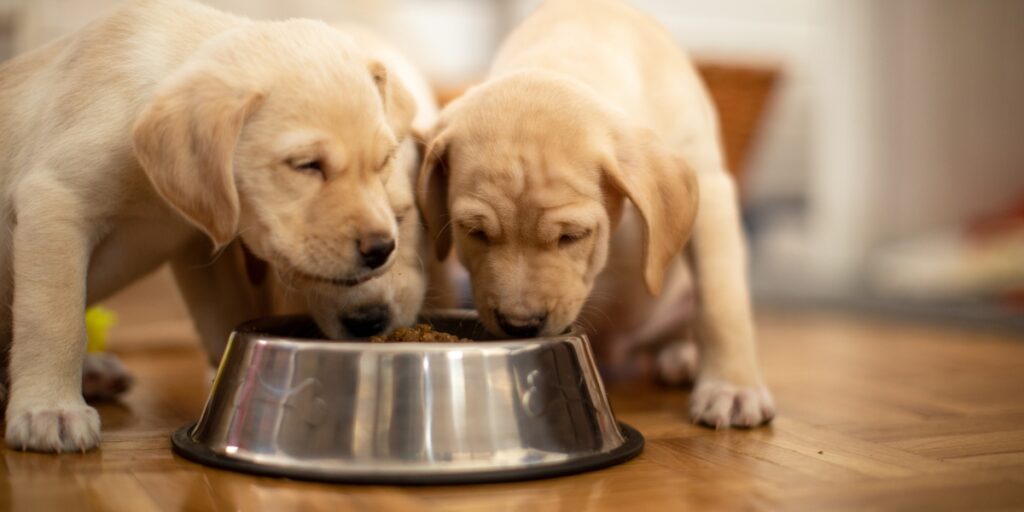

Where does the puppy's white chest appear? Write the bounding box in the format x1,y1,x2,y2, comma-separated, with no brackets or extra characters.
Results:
585,207,694,345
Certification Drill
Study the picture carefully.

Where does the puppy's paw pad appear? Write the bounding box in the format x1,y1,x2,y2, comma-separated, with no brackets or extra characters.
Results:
82,353,134,400
656,341,698,386
689,378,775,429
5,404,101,452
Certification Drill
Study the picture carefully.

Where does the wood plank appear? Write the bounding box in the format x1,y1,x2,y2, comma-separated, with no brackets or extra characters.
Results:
780,470,1024,512
887,429,1024,459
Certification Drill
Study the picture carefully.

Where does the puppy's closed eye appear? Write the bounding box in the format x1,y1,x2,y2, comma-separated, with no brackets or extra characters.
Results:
287,157,325,179
558,229,592,247
467,228,490,244
456,217,495,244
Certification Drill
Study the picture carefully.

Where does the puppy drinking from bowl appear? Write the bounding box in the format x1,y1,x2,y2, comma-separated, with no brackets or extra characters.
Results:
0,0,414,452
418,0,774,428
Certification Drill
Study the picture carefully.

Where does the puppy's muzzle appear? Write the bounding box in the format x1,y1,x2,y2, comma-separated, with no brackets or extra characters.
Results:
341,304,392,337
358,234,395,270
495,310,548,338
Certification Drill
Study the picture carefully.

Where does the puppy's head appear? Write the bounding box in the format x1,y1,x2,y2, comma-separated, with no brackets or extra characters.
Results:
418,72,698,337
303,138,429,338
133,20,416,286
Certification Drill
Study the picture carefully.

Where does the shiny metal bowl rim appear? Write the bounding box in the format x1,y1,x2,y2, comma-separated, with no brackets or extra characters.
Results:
173,422,644,485
229,309,587,348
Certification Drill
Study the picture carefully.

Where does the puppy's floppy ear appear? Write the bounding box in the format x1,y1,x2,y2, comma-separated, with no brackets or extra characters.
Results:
604,126,699,296
416,130,452,261
133,71,262,249
369,60,416,140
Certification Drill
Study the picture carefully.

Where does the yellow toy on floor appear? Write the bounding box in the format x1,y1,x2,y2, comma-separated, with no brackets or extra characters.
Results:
85,306,118,354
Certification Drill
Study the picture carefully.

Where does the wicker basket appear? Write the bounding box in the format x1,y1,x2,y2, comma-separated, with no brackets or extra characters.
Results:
695,60,778,188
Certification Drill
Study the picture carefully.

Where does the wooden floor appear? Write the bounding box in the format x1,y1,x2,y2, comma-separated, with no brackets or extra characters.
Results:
2,279,1023,510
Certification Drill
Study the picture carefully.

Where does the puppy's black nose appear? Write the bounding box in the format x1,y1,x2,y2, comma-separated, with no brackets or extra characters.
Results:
495,310,548,338
358,234,395,269
340,304,392,337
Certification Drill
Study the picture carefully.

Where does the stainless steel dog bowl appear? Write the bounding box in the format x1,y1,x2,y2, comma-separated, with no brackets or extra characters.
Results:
172,310,643,484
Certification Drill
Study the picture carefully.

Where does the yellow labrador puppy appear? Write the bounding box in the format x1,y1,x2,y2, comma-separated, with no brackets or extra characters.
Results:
0,0,414,452
419,0,774,428
300,27,452,338
264,26,450,338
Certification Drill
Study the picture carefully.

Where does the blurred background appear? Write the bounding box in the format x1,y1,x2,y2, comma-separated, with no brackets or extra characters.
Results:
1,0,1021,339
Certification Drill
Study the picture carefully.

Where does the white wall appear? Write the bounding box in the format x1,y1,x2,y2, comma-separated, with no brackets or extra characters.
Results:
873,0,1024,242
805,0,1024,292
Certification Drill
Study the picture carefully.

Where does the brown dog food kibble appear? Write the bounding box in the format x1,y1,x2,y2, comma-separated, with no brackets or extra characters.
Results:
370,324,470,343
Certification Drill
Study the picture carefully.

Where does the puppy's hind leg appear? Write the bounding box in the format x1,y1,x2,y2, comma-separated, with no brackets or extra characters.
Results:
81,353,133,401
656,338,699,387
5,179,100,452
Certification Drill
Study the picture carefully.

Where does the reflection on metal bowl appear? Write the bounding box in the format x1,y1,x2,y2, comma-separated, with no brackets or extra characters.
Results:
172,310,643,484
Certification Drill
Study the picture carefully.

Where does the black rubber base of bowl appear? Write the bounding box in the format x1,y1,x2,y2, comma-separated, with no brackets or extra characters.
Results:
171,422,644,485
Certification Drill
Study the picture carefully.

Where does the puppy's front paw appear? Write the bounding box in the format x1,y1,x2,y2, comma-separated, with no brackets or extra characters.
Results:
5,403,101,452
689,377,774,429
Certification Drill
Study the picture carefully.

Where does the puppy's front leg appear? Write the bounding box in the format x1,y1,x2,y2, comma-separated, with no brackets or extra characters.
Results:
690,171,775,428
5,187,100,452
171,238,263,367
